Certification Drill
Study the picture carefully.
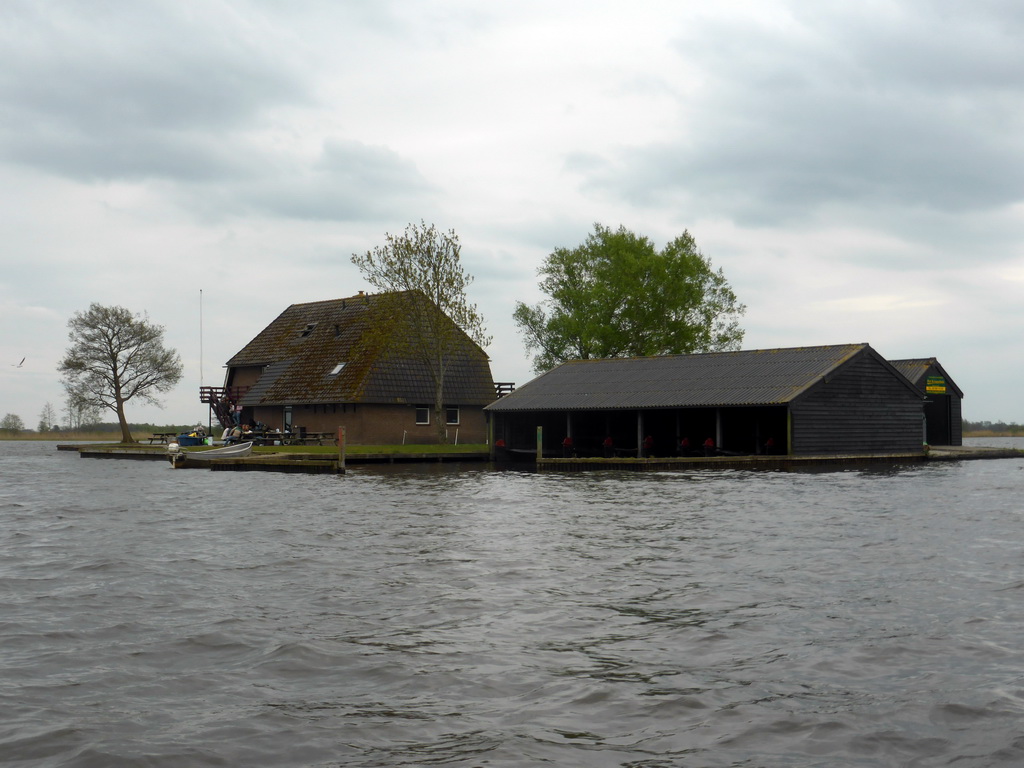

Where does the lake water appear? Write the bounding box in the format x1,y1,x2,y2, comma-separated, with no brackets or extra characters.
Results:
2,439,1024,767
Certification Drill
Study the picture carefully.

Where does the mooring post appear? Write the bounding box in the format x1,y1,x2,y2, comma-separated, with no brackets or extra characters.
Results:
337,426,346,472
487,414,495,460
536,426,543,461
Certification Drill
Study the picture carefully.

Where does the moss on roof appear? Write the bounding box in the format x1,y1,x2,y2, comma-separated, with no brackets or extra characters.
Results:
230,292,495,406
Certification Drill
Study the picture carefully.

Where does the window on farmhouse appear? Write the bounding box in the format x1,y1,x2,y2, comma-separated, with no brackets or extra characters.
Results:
445,407,460,425
415,406,430,425
299,323,318,338
328,362,346,376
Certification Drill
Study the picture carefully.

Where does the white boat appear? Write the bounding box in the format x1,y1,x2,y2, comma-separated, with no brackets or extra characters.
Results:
167,441,254,468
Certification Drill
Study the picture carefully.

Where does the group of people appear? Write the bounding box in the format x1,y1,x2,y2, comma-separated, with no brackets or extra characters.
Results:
219,396,245,426
222,422,268,444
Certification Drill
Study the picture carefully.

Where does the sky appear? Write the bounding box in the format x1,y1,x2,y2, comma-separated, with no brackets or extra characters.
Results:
2,0,1023,428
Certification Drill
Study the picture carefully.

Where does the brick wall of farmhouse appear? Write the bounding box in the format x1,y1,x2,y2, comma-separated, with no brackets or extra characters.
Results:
250,403,487,445
228,366,264,389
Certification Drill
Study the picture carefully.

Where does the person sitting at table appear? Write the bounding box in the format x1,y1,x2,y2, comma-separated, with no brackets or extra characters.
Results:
224,425,243,445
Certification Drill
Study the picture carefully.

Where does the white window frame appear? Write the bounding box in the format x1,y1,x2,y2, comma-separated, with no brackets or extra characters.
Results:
445,406,460,425
415,406,430,425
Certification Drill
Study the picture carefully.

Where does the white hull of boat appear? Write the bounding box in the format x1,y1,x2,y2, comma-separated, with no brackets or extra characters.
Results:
168,441,254,467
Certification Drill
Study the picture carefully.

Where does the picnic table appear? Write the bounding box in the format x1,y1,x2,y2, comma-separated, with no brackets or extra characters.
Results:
232,430,337,447
241,431,294,446
146,433,178,444
290,431,336,446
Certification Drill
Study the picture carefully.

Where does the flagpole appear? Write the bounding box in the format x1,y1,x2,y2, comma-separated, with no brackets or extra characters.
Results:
201,289,208,435
199,288,204,388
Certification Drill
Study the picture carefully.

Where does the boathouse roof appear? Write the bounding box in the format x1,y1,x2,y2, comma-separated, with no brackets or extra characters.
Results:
486,343,919,412
889,358,964,398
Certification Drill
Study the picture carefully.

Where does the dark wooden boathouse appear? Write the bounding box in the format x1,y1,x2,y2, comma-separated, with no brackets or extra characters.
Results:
485,344,926,459
889,358,963,446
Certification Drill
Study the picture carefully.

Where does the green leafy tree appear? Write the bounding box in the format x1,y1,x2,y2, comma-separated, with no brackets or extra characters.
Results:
58,303,182,443
352,221,491,442
514,223,746,373
1,413,25,434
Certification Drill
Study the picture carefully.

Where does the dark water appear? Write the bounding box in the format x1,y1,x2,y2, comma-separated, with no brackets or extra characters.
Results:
2,440,1024,767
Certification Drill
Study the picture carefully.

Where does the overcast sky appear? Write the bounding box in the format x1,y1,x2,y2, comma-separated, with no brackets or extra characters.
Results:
2,0,1023,428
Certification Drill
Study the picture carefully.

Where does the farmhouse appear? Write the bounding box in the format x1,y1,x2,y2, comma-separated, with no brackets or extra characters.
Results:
485,343,927,458
889,357,963,446
202,291,497,445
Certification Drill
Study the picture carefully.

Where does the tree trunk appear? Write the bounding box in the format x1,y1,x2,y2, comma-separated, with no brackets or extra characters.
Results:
434,383,446,444
115,398,134,443
433,347,448,444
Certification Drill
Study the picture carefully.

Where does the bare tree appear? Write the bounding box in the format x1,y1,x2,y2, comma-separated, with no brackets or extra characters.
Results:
58,303,182,443
64,395,103,432
352,221,490,442
37,401,58,433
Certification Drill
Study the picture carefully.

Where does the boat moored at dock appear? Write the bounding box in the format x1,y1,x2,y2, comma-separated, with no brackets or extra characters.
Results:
167,440,254,468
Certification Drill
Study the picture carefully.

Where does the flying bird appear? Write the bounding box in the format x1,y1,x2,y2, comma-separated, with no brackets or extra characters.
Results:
12,357,24,368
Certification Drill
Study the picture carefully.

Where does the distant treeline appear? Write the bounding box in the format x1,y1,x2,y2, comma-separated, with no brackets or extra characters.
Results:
1,421,205,440
963,420,1024,436
60,422,202,435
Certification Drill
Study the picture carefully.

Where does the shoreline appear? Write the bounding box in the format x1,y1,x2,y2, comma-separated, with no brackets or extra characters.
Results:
56,441,1024,475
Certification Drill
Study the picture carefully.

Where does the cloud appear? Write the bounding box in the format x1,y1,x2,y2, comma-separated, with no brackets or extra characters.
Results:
223,139,437,222
0,2,442,223
0,1,309,182
573,1,1024,228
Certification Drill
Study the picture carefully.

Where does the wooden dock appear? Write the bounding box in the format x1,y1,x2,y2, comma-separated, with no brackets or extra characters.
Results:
61,444,1023,474
925,445,1024,461
64,444,489,473
206,457,342,474
536,444,1024,471
71,445,167,460
536,452,927,472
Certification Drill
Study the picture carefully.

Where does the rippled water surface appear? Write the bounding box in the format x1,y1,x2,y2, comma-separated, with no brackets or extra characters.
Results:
2,440,1024,767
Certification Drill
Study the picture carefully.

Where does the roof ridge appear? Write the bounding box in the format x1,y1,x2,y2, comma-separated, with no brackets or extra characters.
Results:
561,342,868,365
287,289,419,309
